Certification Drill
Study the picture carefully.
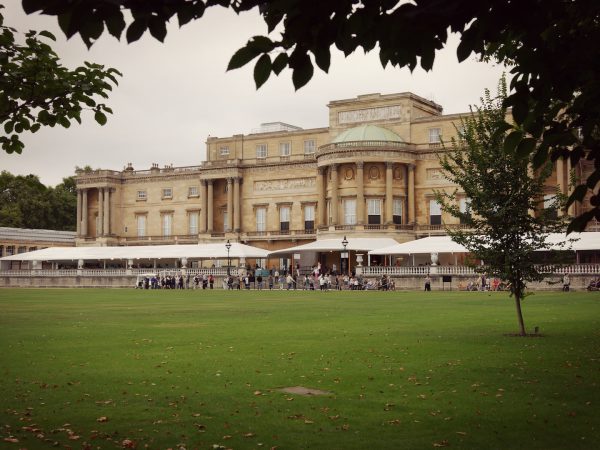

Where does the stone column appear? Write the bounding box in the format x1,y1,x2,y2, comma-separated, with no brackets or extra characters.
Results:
385,162,394,224
76,189,82,236
226,178,233,232
556,159,565,216
233,177,241,232
103,187,110,235
207,180,214,233
330,164,338,225
317,167,326,227
200,180,207,233
407,164,415,224
98,188,104,236
81,188,88,237
356,161,365,225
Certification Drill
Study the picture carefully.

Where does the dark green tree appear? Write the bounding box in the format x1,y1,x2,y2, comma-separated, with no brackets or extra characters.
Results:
0,5,121,154
0,170,77,230
20,0,600,231
435,78,566,336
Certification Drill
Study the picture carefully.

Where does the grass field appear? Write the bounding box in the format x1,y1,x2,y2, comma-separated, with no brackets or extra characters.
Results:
0,289,598,450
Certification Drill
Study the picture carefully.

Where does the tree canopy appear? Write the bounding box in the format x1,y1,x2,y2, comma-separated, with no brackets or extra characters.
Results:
0,5,121,154
435,79,566,336
20,0,600,231
0,170,77,230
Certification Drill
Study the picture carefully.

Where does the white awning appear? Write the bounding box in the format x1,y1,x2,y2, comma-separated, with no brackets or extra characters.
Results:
269,238,399,256
0,242,270,262
369,232,600,255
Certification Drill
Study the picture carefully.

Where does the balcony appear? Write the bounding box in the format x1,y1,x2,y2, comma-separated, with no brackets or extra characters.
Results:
244,229,317,241
119,234,199,245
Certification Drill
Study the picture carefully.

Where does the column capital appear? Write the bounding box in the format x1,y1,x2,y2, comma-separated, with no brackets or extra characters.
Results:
206,179,214,186
356,161,364,169
407,163,416,171
386,161,394,169
330,163,338,170
227,177,233,185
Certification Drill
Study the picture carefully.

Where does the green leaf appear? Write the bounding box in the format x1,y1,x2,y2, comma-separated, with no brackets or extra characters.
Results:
148,17,167,43
126,19,147,43
58,116,70,128
105,12,126,39
271,53,288,75
227,44,261,71
503,130,523,154
456,38,472,62
314,46,330,73
420,46,435,71
248,36,274,52
515,137,536,159
38,30,56,41
253,54,271,89
94,111,107,125
4,121,13,134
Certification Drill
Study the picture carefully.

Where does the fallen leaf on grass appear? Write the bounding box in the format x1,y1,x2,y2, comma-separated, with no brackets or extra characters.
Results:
97,416,109,422
244,432,255,438
456,431,467,436
3,437,19,443
254,391,262,396
433,440,449,447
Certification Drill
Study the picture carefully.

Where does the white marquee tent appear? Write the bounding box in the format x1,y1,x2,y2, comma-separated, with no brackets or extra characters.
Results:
268,237,399,256
0,242,270,264
369,232,600,256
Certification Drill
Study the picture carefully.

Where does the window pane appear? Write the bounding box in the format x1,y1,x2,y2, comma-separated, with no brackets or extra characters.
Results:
393,198,402,216
429,128,441,143
304,139,315,154
256,144,267,158
223,211,229,231
367,199,381,215
304,205,315,221
256,208,266,232
430,200,442,215
279,142,291,156
344,199,356,225
137,215,146,237
162,214,172,237
280,206,290,222
189,212,198,234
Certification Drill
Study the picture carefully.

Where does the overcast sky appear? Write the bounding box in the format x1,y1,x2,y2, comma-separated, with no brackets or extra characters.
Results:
1,4,507,186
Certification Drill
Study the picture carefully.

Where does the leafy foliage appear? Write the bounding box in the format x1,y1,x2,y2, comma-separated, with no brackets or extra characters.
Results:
435,78,567,336
19,0,600,230
0,6,121,154
0,170,77,230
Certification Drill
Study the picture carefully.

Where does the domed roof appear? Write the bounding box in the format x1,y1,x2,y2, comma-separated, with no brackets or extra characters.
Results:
332,125,404,144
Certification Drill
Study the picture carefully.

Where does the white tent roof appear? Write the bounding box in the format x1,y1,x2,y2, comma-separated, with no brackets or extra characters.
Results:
369,232,600,255
269,237,399,256
369,236,468,255
0,242,270,262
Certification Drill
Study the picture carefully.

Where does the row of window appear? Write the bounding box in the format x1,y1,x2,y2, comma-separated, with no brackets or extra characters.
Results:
0,245,38,257
220,140,317,159
132,197,477,238
137,186,199,201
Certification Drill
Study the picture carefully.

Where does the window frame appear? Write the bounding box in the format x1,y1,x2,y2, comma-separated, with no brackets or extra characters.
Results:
162,187,173,199
256,144,268,159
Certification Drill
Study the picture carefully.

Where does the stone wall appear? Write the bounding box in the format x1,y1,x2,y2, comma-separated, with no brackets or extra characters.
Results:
0,274,594,291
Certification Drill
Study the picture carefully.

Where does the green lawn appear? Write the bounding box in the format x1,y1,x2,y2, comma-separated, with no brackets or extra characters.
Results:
0,289,598,449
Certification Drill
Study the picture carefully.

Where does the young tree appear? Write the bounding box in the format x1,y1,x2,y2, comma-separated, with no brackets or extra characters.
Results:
435,78,566,336
0,6,121,154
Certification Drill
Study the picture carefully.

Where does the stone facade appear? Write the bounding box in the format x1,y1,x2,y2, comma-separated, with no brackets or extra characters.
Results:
75,92,593,261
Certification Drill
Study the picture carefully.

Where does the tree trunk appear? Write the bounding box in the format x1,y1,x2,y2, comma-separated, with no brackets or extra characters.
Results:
514,292,527,336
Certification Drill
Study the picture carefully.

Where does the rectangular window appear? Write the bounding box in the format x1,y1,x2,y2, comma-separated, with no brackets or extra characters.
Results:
256,207,266,232
429,127,442,144
280,206,290,231
393,198,403,225
367,199,381,225
304,139,315,154
162,214,172,237
344,198,357,225
544,194,558,220
459,198,471,224
279,142,291,156
223,211,230,232
430,199,442,225
256,144,267,159
189,212,198,234
18,246,27,254
137,215,146,237
304,204,315,230
162,188,172,199
6,246,15,256
188,186,199,197
137,190,147,201
220,146,229,156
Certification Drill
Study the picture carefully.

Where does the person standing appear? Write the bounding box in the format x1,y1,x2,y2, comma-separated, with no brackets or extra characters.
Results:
424,274,432,291
563,273,571,292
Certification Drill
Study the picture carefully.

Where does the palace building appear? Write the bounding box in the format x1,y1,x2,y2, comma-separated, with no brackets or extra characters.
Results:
74,92,591,268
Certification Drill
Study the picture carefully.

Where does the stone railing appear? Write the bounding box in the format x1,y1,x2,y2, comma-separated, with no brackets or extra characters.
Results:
362,264,600,276
0,267,230,277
